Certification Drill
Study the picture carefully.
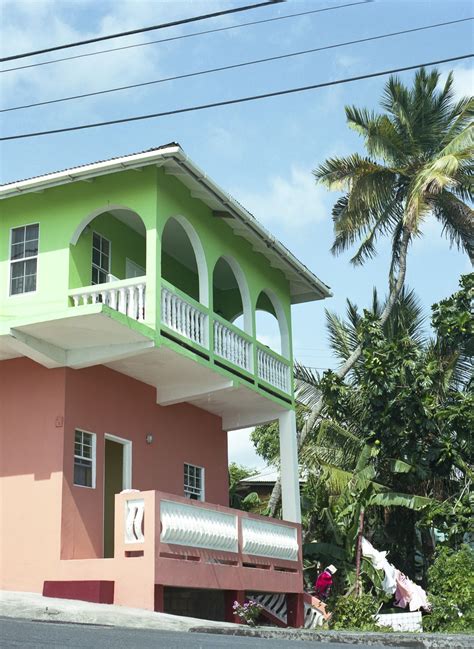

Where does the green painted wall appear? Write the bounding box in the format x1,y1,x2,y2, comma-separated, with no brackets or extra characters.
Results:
161,251,199,302
213,287,243,322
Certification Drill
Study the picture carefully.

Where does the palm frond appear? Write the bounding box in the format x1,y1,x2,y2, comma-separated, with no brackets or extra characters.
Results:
369,491,433,510
325,309,359,364
432,190,474,262
294,363,322,410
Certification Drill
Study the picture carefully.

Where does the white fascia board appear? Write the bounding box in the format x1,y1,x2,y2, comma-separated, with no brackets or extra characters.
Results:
0,146,181,198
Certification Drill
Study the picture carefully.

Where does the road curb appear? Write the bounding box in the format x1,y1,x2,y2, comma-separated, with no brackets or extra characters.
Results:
191,625,473,648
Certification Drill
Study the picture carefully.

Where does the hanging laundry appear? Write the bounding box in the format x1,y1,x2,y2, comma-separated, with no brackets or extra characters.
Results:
361,537,398,595
394,572,430,612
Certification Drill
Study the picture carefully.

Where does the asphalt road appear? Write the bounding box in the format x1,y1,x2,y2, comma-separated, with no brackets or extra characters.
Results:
0,617,399,649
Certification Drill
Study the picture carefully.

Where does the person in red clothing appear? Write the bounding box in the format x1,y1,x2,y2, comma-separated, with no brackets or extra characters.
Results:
314,564,337,600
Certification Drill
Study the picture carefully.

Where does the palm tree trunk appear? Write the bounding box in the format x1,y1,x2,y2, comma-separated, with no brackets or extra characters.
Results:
268,227,411,517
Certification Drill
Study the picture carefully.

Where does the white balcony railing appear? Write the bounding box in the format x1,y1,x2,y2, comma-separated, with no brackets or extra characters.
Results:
120,491,300,564
213,318,252,373
69,277,146,321
160,499,238,552
161,283,209,349
257,345,290,393
241,517,298,561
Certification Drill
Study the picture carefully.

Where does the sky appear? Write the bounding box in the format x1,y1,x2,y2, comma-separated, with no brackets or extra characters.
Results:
1,0,472,469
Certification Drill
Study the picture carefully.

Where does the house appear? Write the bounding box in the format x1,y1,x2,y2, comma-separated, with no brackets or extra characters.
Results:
237,467,307,505
0,143,331,626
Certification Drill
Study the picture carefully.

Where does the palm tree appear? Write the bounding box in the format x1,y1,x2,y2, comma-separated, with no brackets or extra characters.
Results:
268,68,473,516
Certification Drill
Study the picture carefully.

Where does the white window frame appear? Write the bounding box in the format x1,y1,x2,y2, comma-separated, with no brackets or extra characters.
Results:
9,222,40,297
184,463,205,501
73,429,97,489
91,231,111,285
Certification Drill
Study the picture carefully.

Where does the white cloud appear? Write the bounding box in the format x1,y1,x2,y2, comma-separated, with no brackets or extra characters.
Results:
236,165,329,229
227,427,266,470
439,65,473,101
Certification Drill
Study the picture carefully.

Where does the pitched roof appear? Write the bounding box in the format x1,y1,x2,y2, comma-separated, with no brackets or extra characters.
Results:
0,143,332,303
239,467,306,485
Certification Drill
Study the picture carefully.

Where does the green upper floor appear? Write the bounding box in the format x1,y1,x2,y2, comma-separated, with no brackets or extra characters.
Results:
0,144,331,408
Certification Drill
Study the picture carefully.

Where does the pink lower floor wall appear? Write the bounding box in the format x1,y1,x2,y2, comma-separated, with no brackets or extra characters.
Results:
0,358,227,593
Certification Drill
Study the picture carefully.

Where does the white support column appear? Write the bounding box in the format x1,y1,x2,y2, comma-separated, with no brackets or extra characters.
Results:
278,409,301,523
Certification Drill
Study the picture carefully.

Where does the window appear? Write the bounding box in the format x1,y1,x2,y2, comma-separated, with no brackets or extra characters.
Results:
92,232,110,285
184,463,204,500
74,430,96,488
10,224,39,295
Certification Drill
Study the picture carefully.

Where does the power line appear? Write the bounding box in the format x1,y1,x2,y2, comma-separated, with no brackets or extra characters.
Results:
0,1,372,74
2,53,471,142
0,0,286,63
3,17,471,114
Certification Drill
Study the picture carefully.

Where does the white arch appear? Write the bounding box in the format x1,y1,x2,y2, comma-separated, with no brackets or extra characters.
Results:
70,204,145,245
256,289,290,358
213,255,253,335
162,215,209,307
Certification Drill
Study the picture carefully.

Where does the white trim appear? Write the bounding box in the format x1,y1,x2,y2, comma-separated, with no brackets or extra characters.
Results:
213,255,253,335
0,147,179,196
73,428,97,489
70,204,143,246
256,288,291,358
104,433,132,489
162,215,209,306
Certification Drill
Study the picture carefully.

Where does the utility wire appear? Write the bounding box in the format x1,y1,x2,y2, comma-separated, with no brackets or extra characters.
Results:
0,1,372,74
3,17,471,114
2,53,471,142
0,0,286,62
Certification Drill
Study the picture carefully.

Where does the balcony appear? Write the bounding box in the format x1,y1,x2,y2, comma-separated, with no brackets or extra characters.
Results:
68,277,292,397
117,489,302,594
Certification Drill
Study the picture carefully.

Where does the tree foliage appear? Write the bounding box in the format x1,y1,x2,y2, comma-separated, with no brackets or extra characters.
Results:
253,275,473,589
228,463,261,512
424,545,474,633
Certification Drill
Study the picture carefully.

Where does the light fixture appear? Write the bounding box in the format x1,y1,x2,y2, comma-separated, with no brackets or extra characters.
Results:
145,434,153,445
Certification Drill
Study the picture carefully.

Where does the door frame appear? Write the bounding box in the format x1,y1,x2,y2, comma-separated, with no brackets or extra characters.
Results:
103,433,132,557
104,433,132,489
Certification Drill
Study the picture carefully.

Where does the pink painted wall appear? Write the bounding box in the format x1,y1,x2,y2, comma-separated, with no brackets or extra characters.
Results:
0,358,228,590
0,359,66,591
61,364,228,560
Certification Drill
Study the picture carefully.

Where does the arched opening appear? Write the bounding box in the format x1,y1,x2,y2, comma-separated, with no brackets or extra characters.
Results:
255,290,290,358
69,207,147,289
212,256,252,334
161,216,208,305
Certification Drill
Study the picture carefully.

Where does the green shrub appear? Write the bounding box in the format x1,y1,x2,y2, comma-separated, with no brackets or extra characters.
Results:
424,545,474,633
329,594,381,631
